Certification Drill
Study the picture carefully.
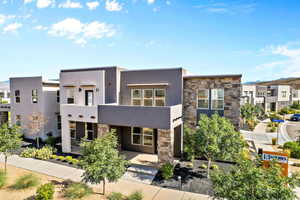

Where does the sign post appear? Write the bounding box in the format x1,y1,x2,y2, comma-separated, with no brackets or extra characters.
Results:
271,119,284,145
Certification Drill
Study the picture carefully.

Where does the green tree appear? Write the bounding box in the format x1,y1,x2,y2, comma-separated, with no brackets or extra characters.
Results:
241,103,264,121
0,123,23,173
184,114,245,178
80,131,128,195
211,158,298,200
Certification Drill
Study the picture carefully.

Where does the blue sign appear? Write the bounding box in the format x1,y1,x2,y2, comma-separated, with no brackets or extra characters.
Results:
271,119,284,123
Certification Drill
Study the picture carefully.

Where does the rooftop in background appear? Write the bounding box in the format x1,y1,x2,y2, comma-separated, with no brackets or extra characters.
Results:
0,81,9,91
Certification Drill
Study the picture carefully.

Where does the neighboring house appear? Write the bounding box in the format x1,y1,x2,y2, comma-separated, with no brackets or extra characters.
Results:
292,87,300,104
0,81,10,125
10,77,60,140
9,67,242,164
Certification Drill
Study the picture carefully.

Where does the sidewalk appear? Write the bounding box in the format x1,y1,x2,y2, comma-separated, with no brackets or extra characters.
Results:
0,155,209,200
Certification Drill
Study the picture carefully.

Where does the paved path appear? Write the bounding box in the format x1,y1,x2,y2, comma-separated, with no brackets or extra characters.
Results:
0,155,210,200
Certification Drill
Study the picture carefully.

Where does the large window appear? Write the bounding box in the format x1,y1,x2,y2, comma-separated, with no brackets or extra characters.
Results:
15,90,20,103
282,91,287,98
57,90,60,103
66,88,75,104
16,115,21,126
57,115,61,130
131,89,142,106
132,127,142,145
70,121,76,139
32,89,38,103
131,88,166,107
197,89,209,109
86,123,96,140
131,127,154,146
211,89,224,110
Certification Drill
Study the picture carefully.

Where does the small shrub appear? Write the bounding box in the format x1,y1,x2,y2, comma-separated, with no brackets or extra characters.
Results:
0,170,7,188
210,164,219,170
20,147,37,158
283,141,298,150
71,158,79,165
35,146,55,160
58,156,66,162
12,174,40,190
108,192,123,200
51,155,58,159
127,191,143,200
64,182,93,199
272,138,277,145
160,162,174,180
293,163,300,167
269,113,283,120
36,183,55,200
199,164,207,169
66,156,73,163
186,162,193,168
44,136,57,146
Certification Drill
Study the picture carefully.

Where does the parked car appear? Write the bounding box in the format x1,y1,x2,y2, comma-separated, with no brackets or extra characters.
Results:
291,114,300,121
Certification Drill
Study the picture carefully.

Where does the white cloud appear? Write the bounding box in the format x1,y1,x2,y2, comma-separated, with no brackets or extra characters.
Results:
105,0,122,12
34,25,48,30
147,0,155,4
194,2,256,15
3,23,22,33
48,18,116,46
36,0,54,8
24,0,34,4
86,1,99,10
166,1,171,6
0,14,15,24
59,0,82,8
256,44,300,77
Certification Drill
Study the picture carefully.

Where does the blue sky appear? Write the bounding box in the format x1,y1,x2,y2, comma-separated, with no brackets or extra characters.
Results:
0,0,300,82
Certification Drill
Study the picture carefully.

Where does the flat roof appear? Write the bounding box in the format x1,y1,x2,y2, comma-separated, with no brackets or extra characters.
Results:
61,66,126,73
183,74,242,79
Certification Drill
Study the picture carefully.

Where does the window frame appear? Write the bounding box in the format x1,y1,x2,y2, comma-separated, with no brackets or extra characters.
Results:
57,90,60,103
143,89,154,107
57,115,61,130
211,88,225,110
69,121,76,140
282,91,287,98
66,88,75,104
197,89,209,109
15,90,20,103
131,127,142,145
131,89,142,106
32,89,38,104
85,122,96,141
154,89,166,107
142,128,154,147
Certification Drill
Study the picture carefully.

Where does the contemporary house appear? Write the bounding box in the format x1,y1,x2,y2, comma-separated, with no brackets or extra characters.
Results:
59,67,241,164
0,81,10,125
8,67,242,165
10,77,60,140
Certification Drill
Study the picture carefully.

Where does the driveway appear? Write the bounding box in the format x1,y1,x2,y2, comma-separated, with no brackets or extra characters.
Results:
285,121,300,141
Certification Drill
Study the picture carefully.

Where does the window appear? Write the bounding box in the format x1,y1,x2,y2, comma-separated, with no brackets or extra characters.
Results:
143,89,153,106
7,92,10,98
197,89,209,109
57,90,60,103
32,89,38,103
0,92,4,98
282,91,287,98
131,127,142,145
155,89,166,106
244,91,248,96
15,90,20,103
86,123,96,140
131,89,142,106
85,90,94,106
16,115,21,126
66,88,75,104
211,89,224,110
57,115,61,130
70,121,76,139
143,128,154,146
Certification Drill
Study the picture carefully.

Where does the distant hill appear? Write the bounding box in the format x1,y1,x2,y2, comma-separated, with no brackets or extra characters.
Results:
244,77,300,89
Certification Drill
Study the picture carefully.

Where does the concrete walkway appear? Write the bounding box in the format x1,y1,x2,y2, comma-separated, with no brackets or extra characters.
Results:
0,155,210,200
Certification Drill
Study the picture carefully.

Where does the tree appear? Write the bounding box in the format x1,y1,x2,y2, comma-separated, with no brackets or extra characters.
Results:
26,112,47,148
80,131,128,195
184,114,245,178
211,158,298,200
241,103,264,121
0,123,23,173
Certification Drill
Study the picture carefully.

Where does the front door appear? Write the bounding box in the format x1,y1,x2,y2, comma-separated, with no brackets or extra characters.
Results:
85,90,94,106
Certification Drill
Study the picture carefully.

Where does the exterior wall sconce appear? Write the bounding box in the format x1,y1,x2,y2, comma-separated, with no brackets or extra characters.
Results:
79,88,82,92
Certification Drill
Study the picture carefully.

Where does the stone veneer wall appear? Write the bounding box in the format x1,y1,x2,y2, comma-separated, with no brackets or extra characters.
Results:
97,124,110,138
183,76,241,130
157,129,174,164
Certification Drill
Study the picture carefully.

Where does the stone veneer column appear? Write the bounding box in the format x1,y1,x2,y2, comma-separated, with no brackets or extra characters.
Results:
158,128,174,165
97,124,110,138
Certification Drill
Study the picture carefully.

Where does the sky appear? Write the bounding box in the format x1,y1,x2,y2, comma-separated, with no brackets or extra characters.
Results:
0,0,300,82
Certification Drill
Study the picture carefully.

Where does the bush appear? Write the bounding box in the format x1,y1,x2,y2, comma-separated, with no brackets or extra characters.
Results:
36,183,55,200
12,174,40,190
44,136,57,146
20,147,37,158
66,156,73,163
210,164,219,170
0,170,6,188
272,138,277,145
270,126,277,133
51,155,58,159
293,163,300,167
63,182,93,199
269,113,283,120
283,142,300,159
71,158,79,165
127,191,143,200
246,119,257,131
291,102,300,110
58,156,66,162
160,162,174,180
108,192,123,200
35,146,55,160
199,164,207,169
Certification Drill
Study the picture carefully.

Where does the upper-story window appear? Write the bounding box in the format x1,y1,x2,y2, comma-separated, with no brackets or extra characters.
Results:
131,88,166,107
15,90,20,103
211,89,224,110
197,89,209,109
57,90,60,103
282,91,287,98
57,115,61,130
66,88,75,104
32,89,38,103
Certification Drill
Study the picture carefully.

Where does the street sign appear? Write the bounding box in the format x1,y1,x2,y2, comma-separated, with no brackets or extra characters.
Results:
271,119,284,123
262,151,289,176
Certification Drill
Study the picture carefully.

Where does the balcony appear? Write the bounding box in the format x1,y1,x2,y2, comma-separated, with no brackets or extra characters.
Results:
60,104,98,123
98,104,182,129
